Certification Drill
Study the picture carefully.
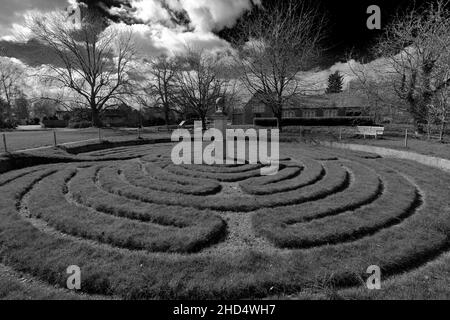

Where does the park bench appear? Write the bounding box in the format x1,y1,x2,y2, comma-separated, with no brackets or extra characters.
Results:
356,126,385,139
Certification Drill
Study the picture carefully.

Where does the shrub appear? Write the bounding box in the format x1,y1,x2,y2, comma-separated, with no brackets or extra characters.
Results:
99,161,348,212
27,118,41,125
0,119,17,129
143,117,166,126
253,160,385,247
123,161,222,195
68,120,92,129
42,119,68,128
165,163,264,182
240,157,324,195
254,117,375,127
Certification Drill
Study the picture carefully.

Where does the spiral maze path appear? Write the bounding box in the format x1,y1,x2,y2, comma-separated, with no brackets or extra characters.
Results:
0,142,449,299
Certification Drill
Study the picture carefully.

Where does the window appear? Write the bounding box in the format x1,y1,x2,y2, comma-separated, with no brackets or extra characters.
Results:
302,110,316,118
346,108,362,117
252,105,265,113
283,110,296,118
324,109,338,118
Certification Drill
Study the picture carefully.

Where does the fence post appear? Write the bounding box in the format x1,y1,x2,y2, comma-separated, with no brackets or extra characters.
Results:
137,127,141,139
53,130,57,147
2,133,7,153
404,129,408,148
339,128,342,141
98,127,102,142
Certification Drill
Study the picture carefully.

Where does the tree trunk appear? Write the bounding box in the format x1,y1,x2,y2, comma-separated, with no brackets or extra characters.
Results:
276,114,283,133
201,116,207,131
406,74,426,135
439,116,446,142
91,108,102,128
408,101,426,135
417,62,433,135
427,122,432,140
164,106,170,132
273,98,283,133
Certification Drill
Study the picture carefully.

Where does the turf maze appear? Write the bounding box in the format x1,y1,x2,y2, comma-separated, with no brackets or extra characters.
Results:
0,142,449,299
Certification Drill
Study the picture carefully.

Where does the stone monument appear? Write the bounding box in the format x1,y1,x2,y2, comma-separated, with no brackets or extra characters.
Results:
211,97,228,160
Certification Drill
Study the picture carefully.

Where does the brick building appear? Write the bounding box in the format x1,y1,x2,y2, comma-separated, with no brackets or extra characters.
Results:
241,92,366,125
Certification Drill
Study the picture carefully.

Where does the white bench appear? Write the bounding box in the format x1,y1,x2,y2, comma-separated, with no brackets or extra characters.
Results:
356,126,384,139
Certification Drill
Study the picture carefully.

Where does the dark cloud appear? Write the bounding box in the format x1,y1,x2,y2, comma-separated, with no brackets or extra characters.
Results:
76,0,134,23
0,39,59,67
76,0,191,27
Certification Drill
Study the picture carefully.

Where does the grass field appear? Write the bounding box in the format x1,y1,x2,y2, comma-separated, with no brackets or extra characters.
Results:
342,136,450,160
290,126,450,161
0,140,449,299
0,128,171,153
3,126,450,162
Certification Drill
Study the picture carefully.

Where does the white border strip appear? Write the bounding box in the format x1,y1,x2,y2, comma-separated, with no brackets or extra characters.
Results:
320,141,450,173
13,138,100,153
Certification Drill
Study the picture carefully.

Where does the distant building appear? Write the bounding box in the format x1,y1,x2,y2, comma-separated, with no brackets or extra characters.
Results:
241,92,365,125
102,104,140,127
54,104,142,127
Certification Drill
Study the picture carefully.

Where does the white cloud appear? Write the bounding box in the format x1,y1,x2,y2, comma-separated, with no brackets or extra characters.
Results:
295,55,397,94
110,21,230,57
121,0,255,56
129,0,172,24
167,0,252,32
121,0,255,33
0,0,67,39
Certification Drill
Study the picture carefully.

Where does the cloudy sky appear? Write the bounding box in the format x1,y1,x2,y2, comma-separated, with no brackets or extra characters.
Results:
0,0,416,100
0,0,262,54
0,0,65,40
0,0,415,57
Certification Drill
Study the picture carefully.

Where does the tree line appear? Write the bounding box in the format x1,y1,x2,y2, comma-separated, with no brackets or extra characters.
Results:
349,0,450,140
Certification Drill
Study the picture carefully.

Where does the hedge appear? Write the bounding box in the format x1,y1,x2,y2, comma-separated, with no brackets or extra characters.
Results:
42,120,68,128
254,117,375,127
30,166,225,253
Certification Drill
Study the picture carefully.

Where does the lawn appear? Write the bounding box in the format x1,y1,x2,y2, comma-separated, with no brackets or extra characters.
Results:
286,125,450,161
0,127,171,153
0,141,448,299
342,136,450,160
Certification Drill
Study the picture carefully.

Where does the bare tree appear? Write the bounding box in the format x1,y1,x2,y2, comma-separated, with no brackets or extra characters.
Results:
31,98,58,119
347,57,404,123
0,59,24,122
375,0,450,134
222,80,242,117
14,93,30,123
233,0,325,131
174,49,232,130
138,55,180,130
28,11,136,127
430,73,450,141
